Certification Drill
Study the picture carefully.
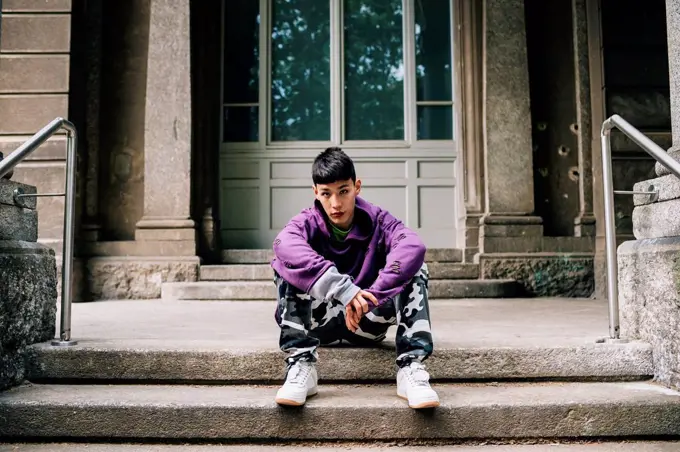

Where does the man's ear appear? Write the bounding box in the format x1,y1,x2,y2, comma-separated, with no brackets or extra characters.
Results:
355,179,362,195
312,184,318,197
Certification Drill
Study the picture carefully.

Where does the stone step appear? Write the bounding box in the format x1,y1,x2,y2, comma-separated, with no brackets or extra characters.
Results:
633,174,680,206
4,443,680,452
161,279,519,300
26,340,652,383
221,248,464,264
199,262,480,281
2,382,680,441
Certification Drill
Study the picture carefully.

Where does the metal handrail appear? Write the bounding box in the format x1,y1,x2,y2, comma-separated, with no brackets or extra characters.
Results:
601,114,680,340
0,117,78,347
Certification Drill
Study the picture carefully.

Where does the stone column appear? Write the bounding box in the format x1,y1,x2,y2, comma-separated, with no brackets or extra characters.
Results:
572,0,595,237
656,0,680,176
480,0,542,253
80,0,103,242
134,0,196,255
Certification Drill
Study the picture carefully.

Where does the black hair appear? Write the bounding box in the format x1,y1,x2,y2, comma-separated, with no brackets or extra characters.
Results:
312,147,356,185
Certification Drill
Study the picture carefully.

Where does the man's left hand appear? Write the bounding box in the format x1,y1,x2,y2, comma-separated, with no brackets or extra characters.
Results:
345,290,378,332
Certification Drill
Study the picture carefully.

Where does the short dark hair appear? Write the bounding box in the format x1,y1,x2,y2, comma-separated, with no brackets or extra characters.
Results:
312,147,356,185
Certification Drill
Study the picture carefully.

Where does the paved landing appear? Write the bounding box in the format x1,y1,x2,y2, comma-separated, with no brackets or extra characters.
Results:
62,298,612,349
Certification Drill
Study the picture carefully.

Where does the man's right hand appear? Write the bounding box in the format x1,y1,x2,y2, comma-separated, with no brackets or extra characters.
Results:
345,290,379,332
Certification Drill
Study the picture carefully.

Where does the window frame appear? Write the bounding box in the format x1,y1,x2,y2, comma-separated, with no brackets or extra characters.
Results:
220,0,458,153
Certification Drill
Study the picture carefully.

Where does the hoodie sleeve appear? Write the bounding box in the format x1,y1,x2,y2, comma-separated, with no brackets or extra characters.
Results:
272,211,361,304
366,212,426,305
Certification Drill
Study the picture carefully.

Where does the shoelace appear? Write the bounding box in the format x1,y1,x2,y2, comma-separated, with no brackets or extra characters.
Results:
407,363,431,387
288,362,311,385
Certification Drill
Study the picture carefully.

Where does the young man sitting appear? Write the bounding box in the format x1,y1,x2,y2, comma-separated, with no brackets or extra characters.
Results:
271,147,439,410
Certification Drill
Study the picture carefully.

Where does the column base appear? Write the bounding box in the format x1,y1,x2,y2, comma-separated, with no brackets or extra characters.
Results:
480,215,544,253
80,222,102,242
135,216,196,241
574,214,596,237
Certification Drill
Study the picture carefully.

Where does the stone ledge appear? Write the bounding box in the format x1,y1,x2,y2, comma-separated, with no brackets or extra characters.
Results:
26,341,653,382
632,199,680,239
480,253,594,297
73,257,200,301
2,381,680,440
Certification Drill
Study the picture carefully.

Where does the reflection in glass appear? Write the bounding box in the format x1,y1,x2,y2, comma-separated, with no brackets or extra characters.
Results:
417,106,452,140
271,0,331,141
224,106,259,142
415,0,452,102
344,0,404,140
223,0,259,104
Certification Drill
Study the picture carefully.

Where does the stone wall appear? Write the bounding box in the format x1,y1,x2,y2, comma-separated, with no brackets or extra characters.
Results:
0,180,57,390
0,0,72,255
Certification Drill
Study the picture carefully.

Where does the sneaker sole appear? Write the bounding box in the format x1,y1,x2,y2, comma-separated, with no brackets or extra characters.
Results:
397,393,440,409
275,390,318,407
275,397,306,407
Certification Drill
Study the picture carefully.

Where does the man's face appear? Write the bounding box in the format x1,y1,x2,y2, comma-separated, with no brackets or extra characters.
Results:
313,179,362,230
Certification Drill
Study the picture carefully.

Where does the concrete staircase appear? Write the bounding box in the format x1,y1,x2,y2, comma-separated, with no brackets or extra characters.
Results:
162,249,521,301
2,298,680,449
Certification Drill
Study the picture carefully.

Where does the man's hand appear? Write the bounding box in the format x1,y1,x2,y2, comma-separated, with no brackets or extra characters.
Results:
345,290,379,332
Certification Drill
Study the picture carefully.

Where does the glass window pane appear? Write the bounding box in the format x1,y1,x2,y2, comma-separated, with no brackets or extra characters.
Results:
344,0,404,140
271,0,331,141
415,0,452,102
224,106,259,142
223,0,259,104
417,106,452,140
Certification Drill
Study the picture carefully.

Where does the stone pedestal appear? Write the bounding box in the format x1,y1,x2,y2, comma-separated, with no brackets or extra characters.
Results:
480,0,542,250
619,238,680,390
0,180,57,390
616,0,680,390
134,0,195,254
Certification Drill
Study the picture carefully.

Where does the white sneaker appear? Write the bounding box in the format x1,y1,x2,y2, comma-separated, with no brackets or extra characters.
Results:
275,360,318,406
397,361,440,409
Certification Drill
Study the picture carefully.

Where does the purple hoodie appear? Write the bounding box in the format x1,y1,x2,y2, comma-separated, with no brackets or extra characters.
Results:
271,196,426,307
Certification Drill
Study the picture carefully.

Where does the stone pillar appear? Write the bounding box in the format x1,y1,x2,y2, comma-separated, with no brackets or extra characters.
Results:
617,0,680,391
80,0,103,242
572,0,595,237
0,179,57,390
480,0,542,253
134,0,196,255
656,0,680,176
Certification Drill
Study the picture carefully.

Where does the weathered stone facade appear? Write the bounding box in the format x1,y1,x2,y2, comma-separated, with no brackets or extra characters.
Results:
2,0,677,301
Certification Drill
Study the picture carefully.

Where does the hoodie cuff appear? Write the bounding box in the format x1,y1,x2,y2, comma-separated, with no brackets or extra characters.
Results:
308,266,361,306
334,282,361,306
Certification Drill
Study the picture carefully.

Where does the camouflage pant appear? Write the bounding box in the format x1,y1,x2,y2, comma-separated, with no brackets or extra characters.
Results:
274,264,433,368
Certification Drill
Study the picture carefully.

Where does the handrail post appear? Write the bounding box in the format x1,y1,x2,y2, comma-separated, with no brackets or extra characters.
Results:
0,117,78,347
599,114,680,342
51,122,78,346
600,119,621,340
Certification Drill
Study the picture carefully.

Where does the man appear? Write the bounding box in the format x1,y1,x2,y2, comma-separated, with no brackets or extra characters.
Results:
271,147,438,410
